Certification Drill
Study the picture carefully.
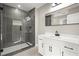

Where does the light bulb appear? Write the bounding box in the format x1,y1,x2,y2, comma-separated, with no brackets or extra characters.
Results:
17,5,21,8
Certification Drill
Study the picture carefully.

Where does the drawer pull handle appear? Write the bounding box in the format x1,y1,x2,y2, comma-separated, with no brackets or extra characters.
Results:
39,39,42,40
64,46,74,50
62,51,64,56
42,43,43,48
50,46,52,52
49,46,52,52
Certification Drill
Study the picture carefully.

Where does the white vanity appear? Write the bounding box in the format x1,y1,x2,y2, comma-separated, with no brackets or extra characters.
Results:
38,33,79,56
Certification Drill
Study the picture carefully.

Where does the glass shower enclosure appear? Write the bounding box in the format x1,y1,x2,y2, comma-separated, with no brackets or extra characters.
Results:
0,4,35,56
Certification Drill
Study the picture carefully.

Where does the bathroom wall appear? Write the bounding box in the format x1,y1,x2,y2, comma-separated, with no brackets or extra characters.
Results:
37,3,79,39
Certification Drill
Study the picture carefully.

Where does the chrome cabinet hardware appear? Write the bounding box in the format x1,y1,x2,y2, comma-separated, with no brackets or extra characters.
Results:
62,51,64,56
49,46,52,52
50,46,52,52
39,39,42,40
49,46,50,52
42,43,43,48
64,46,74,50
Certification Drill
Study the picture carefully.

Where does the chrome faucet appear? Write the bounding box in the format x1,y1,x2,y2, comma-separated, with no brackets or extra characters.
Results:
55,31,60,36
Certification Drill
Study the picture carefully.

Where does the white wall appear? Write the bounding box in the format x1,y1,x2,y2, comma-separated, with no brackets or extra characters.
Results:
35,3,79,46
35,8,38,46
37,3,73,34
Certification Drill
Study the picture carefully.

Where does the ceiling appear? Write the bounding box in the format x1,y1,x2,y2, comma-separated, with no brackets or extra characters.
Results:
4,3,46,12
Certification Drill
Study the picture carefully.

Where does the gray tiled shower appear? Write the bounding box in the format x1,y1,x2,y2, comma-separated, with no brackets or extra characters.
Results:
0,3,35,55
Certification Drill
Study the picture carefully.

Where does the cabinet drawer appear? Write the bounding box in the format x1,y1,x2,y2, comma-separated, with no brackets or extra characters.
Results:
62,41,79,53
62,50,79,56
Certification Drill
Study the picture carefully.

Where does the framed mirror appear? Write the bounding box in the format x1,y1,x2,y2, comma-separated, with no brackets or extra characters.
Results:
45,3,79,26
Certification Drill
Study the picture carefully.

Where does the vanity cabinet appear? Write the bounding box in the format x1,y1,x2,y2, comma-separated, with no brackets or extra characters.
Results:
38,35,79,56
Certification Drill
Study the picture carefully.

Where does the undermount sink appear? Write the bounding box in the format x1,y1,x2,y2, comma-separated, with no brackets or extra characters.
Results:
39,32,61,38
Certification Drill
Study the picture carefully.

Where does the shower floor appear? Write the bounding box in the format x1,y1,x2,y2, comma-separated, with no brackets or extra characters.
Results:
1,42,32,56
4,41,25,48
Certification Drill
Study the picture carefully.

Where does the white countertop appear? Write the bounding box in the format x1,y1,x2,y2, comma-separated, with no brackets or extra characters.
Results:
59,35,79,45
38,33,79,45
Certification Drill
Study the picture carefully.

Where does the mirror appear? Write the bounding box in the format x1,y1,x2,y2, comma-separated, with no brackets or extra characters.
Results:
45,3,79,26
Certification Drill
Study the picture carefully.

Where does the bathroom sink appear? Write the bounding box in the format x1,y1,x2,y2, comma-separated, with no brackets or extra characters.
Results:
39,32,60,40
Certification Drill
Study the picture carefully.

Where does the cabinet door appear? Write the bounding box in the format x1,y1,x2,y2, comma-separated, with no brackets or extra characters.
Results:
38,39,44,55
44,44,53,56
44,39,62,56
52,46,61,56
44,38,53,56
44,43,61,56
51,40,62,56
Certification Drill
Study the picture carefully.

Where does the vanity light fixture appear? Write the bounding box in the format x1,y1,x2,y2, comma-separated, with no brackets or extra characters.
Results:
52,3,61,7
17,5,21,8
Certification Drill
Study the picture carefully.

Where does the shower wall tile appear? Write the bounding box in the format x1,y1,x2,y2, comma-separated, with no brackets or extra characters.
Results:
28,8,35,46
3,4,27,20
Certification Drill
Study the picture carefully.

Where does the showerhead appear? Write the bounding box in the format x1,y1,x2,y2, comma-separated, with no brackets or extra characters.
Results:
25,16,31,21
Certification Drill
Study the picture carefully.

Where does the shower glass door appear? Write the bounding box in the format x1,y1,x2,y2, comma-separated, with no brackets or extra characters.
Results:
12,20,25,45
0,8,3,55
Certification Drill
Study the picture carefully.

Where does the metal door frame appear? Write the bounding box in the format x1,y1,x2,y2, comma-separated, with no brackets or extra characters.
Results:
0,8,3,56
